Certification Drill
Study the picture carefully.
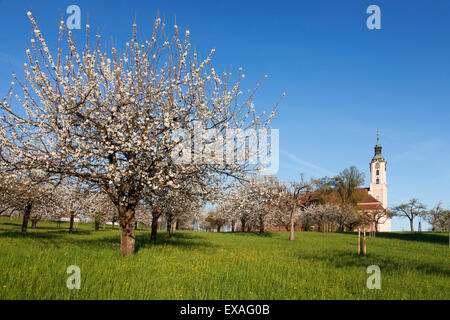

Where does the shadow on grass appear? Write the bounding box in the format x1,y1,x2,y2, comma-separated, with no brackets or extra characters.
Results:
0,229,63,240
76,231,219,253
0,225,217,254
372,232,449,246
0,222,21,227
297,250,450,277
219,231,274,238
0,229,90,250
0,228,93,238
135,231,218,253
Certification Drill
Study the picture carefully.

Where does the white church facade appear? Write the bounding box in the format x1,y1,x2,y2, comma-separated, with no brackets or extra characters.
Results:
362,130,390,232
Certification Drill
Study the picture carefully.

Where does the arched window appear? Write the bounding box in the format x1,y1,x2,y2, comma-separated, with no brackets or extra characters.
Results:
376,178,380,184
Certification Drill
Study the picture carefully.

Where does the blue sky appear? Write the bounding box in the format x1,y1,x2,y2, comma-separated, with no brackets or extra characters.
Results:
1,0,449,231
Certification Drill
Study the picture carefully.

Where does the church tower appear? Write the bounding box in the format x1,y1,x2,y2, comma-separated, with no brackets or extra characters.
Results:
369,129,387,208
368,129,390,231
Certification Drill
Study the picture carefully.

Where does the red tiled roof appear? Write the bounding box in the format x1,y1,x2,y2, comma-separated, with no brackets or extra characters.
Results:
357,190,384,210
303,187,383,210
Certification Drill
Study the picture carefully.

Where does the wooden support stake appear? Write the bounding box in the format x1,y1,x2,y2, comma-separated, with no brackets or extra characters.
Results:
358,228,361,255
363,228,367,257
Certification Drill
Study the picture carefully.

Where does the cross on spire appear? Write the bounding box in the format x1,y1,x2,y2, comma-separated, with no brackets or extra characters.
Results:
372,128,385,162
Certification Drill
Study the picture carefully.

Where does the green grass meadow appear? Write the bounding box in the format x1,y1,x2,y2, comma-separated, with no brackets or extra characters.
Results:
0,217,449,299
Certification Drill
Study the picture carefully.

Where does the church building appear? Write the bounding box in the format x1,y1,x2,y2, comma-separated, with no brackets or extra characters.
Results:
357,130,390,232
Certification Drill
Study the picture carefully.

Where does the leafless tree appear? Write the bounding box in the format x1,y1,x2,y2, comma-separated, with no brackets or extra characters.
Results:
286,174,311,240
391,198,427,232
424,202,450,232
364,207,391,234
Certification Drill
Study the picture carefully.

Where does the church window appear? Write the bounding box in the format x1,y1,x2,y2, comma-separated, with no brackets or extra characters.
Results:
376,178,380,184
376,169,379,176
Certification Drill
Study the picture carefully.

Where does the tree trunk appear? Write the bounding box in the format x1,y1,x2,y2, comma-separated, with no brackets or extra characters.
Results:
150,206,162,241
167,218,172,236
363,228,367,256
231,222,235,233
259,216,265,235
410,219,414,232
289,201,296,241
94,212,102,231
21,202,32,235
119,206,136,256
151,216,159,241
111,221,115,230
31,219,38,229
240,219,246,232
69,212,75,233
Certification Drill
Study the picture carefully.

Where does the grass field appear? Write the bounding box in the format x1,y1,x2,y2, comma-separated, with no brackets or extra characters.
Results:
0,217,449,300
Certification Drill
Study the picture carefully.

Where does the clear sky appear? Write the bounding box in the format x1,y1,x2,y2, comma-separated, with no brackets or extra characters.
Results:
1,0,449,231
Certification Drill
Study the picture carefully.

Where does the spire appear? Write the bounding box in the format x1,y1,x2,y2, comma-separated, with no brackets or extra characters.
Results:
372,129,385,162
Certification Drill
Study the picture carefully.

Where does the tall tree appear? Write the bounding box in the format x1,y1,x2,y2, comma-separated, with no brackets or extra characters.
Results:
391,198,427,232
204,208,228,232
312,166,365,207
364,208,392,233
0,12,280,254
311,166,365,231
0,173,56,234
287,174,311,240
56,183,85,233
82,191,118,231
246,175,284,235
224,186,253,232
424,202,450,232
333,166,366,206
331,204,361,232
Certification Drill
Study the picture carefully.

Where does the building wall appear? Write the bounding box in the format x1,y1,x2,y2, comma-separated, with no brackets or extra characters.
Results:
369,160,391,231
